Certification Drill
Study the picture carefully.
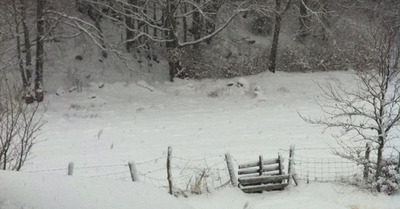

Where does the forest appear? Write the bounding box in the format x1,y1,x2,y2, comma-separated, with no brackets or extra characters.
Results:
1,0,397,102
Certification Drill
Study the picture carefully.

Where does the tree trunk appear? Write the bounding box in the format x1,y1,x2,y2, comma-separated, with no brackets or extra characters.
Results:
143,4,148,35
299,0,310,38
2,152,7,170
12,0,27,87
183,3,187,42
137,0,147,45
375,136,384,181
268,0,291,73
20,0,34,103
165,0,179,81
268,0,282,73
88,4,107,58
35,0,45,102
192,0,201,49
153,1,157,37
320,0,330,42
16,26,27,87
364,143,371,181
204,1,219,45
165,0,177,49
125,0,136,52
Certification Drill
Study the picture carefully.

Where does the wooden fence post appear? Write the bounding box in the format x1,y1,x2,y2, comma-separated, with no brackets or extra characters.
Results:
397,150,400,174
225,153,238,186
278,153,283,175
259,155,264,176
167,146,173,195
67,162,74,176
128,161,139,182
364,143,371,181
288,145,298,186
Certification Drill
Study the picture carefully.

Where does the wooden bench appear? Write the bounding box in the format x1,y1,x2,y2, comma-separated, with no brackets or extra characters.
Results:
237,154,289,193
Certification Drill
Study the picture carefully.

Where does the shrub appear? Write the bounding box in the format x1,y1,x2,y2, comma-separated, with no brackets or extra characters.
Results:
0,77,43,170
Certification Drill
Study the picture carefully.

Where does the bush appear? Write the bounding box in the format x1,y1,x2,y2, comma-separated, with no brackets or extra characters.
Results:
179,47,269,79
0,77,43,171
280,41,376,72
375,158,399,195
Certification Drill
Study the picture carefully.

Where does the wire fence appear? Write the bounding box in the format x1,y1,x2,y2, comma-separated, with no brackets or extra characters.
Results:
291,145,400,183
23,145,400,191
23,152,230,194
293,155,362,182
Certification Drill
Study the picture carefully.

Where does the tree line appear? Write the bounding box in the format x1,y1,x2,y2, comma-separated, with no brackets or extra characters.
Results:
0,0,389,102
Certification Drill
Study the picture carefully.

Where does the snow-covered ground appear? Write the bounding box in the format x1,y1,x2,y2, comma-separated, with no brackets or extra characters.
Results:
0,170,193,209
28,71,349,169
1,71,399,208
1,170,398,209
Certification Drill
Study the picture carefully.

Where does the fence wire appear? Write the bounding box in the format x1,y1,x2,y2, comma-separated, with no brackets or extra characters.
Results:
293,155,363,182
23,153,230,194
24,146,396,190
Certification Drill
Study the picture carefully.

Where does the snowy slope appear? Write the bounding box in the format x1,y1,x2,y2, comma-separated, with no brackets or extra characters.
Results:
27,71,355,172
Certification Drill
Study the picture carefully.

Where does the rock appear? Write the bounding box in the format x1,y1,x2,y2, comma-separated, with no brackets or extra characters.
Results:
237,77,249,89
75,55,83,61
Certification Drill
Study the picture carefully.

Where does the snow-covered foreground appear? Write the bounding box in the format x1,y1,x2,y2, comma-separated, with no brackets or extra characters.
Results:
0,170,398,209
2,71,399,208
186,182,398,209
0,170,192,209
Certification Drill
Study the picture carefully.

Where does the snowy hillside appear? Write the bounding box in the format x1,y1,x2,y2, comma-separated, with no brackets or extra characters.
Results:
27,71,352,171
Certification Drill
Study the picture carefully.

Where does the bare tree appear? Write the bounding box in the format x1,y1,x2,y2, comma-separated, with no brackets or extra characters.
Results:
300,13,400,191
0,76,43,171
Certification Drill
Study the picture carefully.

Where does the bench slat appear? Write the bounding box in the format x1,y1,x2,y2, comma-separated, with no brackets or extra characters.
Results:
238,174,289,185
238,164,284,175
238,158,281,169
